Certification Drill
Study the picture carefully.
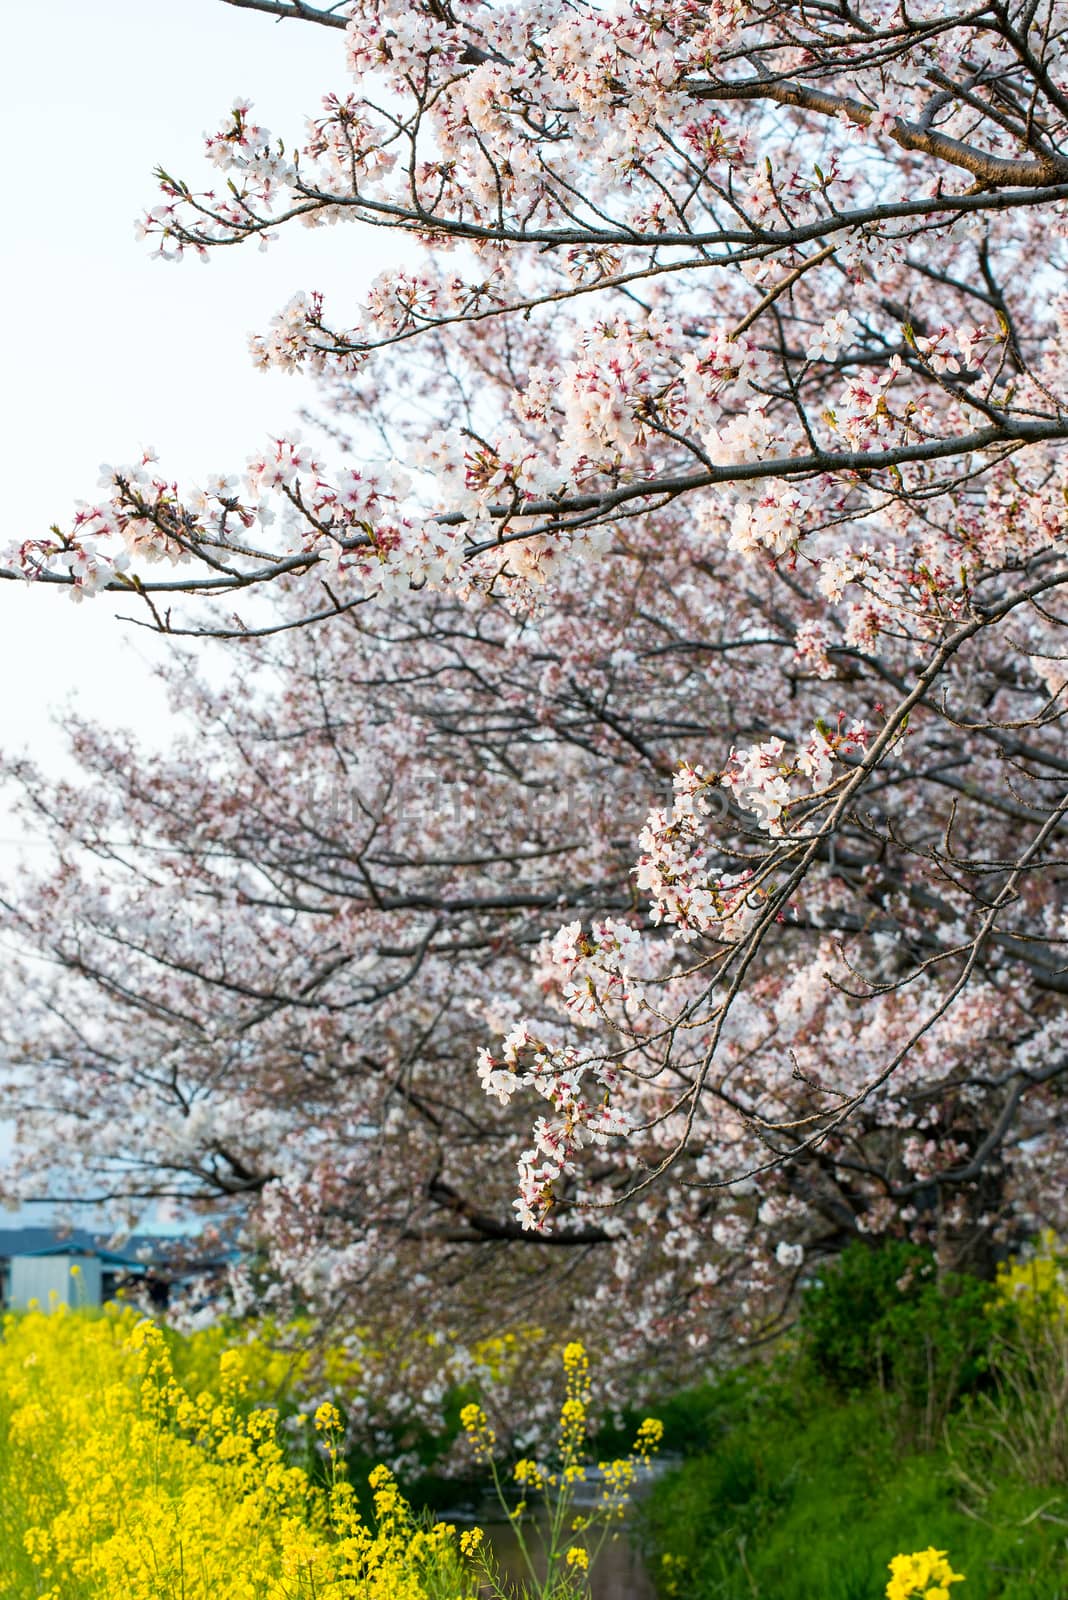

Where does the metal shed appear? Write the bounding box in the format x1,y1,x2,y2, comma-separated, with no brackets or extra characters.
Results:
9,1250,105,1311
0,1233,155,1311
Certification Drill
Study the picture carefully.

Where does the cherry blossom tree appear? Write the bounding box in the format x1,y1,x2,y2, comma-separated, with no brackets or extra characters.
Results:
2,0,1068,1383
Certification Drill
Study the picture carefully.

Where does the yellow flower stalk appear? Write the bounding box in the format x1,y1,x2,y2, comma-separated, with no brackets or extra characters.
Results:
460,1337,662,1600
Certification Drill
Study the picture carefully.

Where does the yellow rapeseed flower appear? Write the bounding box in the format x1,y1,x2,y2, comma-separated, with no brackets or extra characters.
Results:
995,1230,1068,1322
887,1547,966,1600
314,1400,342,1433
0,1307,475,1600
562,1340,587,1372
459,1402,496,1462
636,1417,664,1450
513,1457,545,1491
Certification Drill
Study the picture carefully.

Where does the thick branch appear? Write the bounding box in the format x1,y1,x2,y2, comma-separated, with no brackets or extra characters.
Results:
688,74,1068,188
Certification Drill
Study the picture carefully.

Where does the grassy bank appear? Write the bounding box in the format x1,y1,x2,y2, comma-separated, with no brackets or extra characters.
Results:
643,1241,1068,1599
645,1381,1066,1598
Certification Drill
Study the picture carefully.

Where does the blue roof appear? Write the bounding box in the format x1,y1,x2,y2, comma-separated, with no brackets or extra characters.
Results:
15,1243,149,1269
0,1227,182,1267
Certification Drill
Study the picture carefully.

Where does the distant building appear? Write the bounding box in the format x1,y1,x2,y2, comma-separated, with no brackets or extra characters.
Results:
0,1227,212,1311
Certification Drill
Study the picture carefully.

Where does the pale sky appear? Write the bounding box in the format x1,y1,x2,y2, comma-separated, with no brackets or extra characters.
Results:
0,0,400,1223
1,0,395,795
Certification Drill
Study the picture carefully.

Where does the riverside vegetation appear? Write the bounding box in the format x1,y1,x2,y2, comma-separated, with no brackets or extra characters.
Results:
1,1236,1065,1599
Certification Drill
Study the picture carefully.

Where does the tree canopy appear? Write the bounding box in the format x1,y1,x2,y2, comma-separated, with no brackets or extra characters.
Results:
2,0,1066,1380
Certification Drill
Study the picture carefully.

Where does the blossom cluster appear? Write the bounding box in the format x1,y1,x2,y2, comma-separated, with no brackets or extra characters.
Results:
634,764,766,940
477,1018,630,1230
722,720,872,836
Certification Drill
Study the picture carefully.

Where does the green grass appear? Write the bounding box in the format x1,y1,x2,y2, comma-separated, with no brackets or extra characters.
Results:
642,1379,1068,1600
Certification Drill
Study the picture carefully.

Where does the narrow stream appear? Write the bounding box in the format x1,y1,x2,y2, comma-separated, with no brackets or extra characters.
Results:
486,1512,655,1600
453,1459,673,1599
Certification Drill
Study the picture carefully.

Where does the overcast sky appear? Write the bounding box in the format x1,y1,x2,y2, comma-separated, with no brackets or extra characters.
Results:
0,0,398,1223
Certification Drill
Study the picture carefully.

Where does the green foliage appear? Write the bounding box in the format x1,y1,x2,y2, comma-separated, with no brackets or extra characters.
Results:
799,1242,1012,1442
594,1367,775,1464
800,1240,935,1390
